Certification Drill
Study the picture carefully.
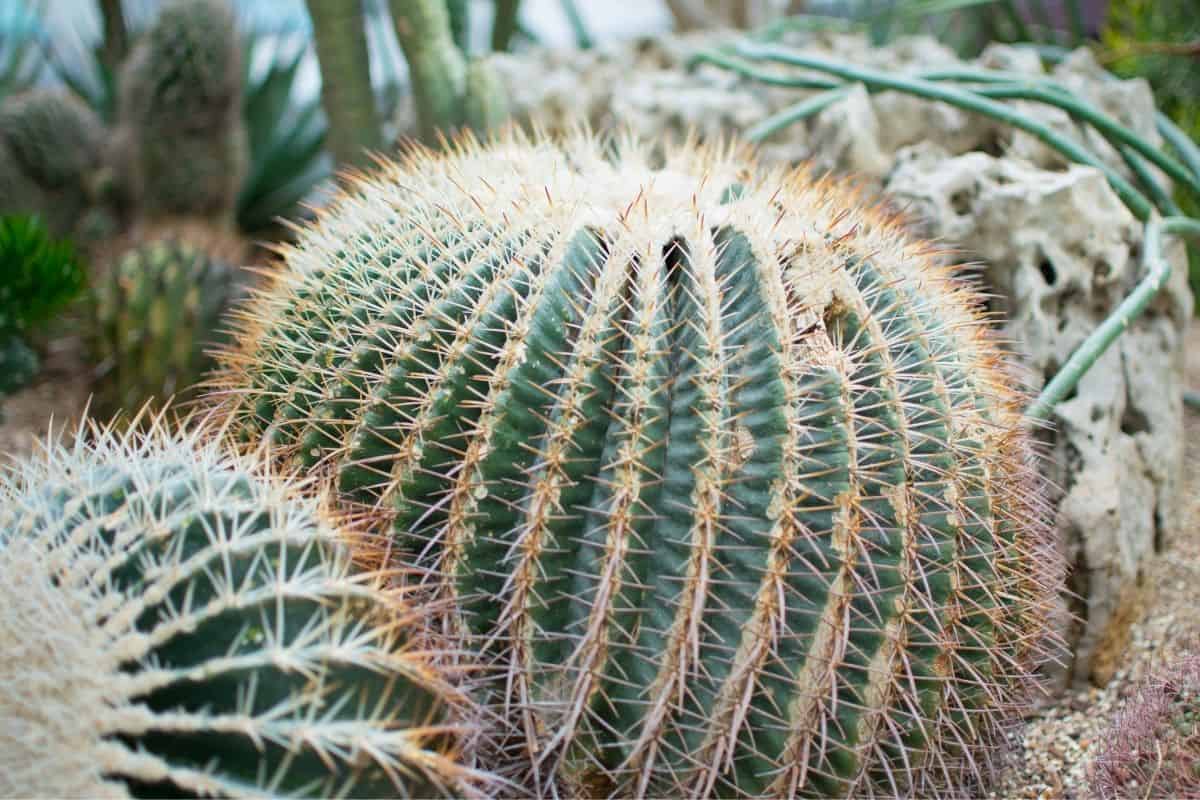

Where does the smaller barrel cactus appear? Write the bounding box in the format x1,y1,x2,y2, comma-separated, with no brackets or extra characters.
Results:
117,0,247,223
90,224,246,417
0,416,490,798
0,89,106,236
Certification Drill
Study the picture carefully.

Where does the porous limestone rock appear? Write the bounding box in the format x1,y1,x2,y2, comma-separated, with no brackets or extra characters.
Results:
423,30,1194,688
885,144,1191,685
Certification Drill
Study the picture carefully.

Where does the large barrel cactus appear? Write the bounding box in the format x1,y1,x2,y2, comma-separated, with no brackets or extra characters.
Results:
89,224,247,417
0,419,485,798
214,132,1063,798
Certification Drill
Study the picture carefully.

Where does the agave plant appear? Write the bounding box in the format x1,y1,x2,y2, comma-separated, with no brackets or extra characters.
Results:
236,33,330,235
0,1,42,101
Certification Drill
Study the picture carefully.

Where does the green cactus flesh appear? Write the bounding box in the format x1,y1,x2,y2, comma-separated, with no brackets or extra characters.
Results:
0,420,484,798
92,236,242,417
215,132,1063,798
128,0,239,113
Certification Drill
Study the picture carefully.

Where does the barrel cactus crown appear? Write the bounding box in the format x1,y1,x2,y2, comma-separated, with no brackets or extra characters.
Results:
90,224,247,417
214,131,1064,798
117,0,246,221
0,418,487,798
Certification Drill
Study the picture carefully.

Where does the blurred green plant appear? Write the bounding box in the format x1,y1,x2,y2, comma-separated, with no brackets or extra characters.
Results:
0,4,41,101
0,215,87,410
305,0,381,168
673,1,1100,56
236,35,328,234
1100,0,1200,300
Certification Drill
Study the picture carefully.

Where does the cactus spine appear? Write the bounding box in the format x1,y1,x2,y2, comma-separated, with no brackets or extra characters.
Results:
0,417,487,798
90,225,246,417
116,0,246,223
214,131,1063,798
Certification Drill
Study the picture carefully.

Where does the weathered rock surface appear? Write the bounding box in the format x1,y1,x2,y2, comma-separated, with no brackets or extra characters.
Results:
474,30,1195,687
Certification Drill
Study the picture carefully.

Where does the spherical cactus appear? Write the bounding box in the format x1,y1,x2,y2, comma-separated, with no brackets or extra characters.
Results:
0,89,106,236
117,0,246,222
0,417,491,798
90,223,247,418
212,131,1064,798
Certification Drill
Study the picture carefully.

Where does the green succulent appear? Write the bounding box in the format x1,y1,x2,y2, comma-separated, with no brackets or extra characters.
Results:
1102,0,1200,300
117,0,246,222
236,36,329,235
90,233,243,418
0,214,85,413
0,90,106,236
0,214,86,335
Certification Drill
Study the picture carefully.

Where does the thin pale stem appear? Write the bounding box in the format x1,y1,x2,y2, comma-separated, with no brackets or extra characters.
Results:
559,0,593,49
721,42,1155,219
1025,216,1200,422
745,85,851,142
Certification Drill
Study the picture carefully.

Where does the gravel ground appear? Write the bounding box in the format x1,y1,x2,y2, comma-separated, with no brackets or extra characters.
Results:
994,320,1200,799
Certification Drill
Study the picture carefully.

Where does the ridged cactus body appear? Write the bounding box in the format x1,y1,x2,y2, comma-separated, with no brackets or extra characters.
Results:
0,420,482,798
117,0,246,222
215,132,1063,797
0,90,105,235
91,224,246,417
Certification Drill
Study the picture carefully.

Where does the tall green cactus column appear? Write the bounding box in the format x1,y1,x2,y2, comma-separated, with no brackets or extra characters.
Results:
116,0,246,224
305,0,383,168
212,131,1065,798
0,419,490,798
389,0,509,141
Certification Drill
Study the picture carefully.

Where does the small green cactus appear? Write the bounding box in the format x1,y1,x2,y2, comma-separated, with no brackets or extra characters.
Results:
213,131,1064,797
117,0,247,222
0,417,488,798
90,228,244,417
389,0,509,142
0,90,106,236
